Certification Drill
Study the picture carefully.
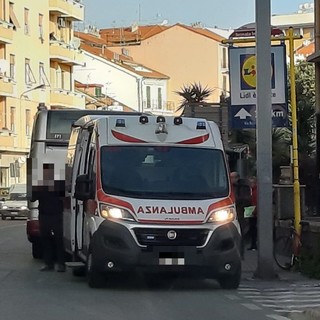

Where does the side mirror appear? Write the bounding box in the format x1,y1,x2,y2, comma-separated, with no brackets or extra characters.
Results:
74,174,93,200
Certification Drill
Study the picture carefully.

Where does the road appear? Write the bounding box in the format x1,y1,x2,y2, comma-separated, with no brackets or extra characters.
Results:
1,219,320,320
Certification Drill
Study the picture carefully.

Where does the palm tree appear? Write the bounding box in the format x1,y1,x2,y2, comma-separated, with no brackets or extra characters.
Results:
175,82,213,112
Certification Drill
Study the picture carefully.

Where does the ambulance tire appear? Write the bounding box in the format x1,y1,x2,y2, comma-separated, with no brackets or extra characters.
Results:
218,267,241,289
86,247,106,288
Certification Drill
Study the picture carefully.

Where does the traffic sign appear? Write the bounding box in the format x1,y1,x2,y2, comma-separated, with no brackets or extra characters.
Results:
230,104,288,129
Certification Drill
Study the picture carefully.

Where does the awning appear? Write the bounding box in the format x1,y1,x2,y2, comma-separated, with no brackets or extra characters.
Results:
9,4,20,28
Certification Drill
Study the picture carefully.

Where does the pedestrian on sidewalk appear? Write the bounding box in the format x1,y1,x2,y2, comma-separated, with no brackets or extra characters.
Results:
247,176,258,251
230,171,252,257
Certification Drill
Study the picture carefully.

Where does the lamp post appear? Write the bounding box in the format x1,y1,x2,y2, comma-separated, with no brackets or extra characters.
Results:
19,83,46,136
19,84,46,100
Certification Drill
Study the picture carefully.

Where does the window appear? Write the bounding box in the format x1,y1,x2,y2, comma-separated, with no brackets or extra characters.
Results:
24,8,29,35
26,109,31,136
25,58,36,84
95,87,102,97
39,62,49,85
39,14,44,40
10,106,15,132
9,2,20,29
222,75,227,93
222,47,227,69
146,86,151,108
157,88,162,109
9,54,15,80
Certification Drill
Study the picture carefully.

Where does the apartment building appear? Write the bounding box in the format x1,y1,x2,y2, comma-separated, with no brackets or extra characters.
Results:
99,24,229,111
74,31,170,113
271,3,315,60
0,0,85,188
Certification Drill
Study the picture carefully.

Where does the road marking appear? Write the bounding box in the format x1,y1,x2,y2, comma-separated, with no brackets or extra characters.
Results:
225,294,240,300
267,314,292,320
241,303,262,310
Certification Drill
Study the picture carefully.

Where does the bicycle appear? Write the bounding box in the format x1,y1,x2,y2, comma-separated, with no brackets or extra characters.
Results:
273,219,303,270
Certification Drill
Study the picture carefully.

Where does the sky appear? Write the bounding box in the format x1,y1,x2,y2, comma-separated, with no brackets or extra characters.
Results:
80,0,313,30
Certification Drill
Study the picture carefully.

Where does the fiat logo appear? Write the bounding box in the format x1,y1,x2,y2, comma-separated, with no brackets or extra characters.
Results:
167,230,177,240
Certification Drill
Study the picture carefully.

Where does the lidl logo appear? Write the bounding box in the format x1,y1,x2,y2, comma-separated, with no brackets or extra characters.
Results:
240,54,275,90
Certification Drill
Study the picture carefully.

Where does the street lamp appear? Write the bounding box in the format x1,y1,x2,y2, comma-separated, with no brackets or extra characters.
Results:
19,84,47,135
20,84,46,100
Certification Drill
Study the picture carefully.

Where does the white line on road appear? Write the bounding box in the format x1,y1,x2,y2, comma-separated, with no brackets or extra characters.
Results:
241,303,262,310
225,294,240,300
267,314,292,320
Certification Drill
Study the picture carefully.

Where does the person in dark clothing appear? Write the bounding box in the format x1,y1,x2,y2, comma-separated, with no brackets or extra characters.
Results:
230,171,252,257
31,164,65,272
37,191,65,272
247,176,258,251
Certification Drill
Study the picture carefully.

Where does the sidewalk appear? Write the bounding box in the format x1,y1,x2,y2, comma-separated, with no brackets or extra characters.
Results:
242,248,320,320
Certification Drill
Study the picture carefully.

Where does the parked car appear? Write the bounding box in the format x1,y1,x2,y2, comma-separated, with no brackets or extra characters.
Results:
0,184,29,220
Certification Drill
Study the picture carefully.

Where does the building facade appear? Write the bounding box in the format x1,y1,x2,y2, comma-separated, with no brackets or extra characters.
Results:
0,0,85,188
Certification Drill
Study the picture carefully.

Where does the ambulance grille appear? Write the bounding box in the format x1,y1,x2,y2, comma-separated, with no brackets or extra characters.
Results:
133,228,210,246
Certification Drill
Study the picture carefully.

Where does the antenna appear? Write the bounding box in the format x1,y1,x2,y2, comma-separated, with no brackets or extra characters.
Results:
71,37,81,49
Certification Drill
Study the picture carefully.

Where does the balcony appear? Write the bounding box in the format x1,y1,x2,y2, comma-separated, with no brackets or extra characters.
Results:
50,40,84,66
49,0,84,21
50,89,85,108
0,20,14,44
0,76,14,96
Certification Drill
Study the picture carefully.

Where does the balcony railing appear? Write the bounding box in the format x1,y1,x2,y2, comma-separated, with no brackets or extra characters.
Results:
49,40,84,65
49,0,84,21
0,20,14,44
50,89,85,108
0,76,14,96
142,100,177,114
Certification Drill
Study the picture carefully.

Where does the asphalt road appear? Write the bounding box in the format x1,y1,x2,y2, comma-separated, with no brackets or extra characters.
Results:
0,219,314,320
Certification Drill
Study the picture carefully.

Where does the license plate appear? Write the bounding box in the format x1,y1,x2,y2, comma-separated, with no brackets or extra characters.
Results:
159,253,185,265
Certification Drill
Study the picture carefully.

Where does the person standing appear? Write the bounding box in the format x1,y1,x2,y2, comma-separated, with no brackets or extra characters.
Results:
247,176,258,250
230,171,252,257
31,164,66,272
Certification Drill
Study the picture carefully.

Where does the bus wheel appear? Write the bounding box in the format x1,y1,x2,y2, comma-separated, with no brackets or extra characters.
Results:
86,247,106,288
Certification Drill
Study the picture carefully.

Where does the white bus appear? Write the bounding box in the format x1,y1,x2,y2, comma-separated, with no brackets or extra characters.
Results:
26,105,142,258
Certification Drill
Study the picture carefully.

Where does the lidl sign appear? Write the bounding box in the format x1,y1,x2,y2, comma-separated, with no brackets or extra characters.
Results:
229,44,288,128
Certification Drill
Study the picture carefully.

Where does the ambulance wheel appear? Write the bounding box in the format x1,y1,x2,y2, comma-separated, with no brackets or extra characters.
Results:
218,268,241,289
86,247,106,288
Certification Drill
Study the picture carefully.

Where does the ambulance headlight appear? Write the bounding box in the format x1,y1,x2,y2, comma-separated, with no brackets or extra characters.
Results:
2,205,8,210
100,204,136,222
207,207,235,223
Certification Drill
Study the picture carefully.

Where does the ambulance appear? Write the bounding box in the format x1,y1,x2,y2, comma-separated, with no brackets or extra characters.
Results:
64,114,242,288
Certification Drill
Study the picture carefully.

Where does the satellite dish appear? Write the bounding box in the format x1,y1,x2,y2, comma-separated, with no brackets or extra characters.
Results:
18,156,26,164
71,37,81,49
160,19,168,26
0,59,9,74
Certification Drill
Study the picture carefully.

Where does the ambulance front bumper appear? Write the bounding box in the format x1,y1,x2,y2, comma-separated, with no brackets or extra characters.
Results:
90,220,241,278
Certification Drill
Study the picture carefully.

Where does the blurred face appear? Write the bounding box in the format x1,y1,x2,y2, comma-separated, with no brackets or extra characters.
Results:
230,172,239,185
249,177,256,188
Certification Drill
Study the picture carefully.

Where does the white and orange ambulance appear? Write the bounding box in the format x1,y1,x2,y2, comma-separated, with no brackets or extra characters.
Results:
63,114,242,288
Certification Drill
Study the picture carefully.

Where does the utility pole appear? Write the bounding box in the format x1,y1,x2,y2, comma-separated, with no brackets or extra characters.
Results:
255,0,277,279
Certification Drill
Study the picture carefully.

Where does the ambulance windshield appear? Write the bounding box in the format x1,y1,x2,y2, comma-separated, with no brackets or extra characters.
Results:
101,146,228,200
